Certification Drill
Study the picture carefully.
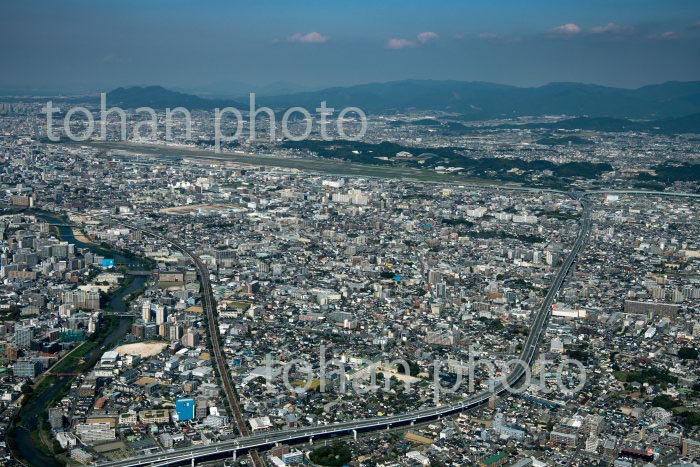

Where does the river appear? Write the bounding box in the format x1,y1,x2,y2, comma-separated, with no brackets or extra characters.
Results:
36,212,143,268
11,212,150,467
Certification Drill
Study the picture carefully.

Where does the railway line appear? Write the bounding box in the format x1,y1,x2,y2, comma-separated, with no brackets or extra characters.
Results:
95,197,592,467
94,187,700,467
114,222,265,467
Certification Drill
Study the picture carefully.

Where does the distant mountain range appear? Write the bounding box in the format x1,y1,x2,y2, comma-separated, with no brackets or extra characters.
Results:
256,80,700,119
105,86,243,110
101,80,700,123
176,80,321,99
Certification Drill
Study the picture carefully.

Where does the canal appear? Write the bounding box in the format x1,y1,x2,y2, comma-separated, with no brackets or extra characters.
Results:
10,212,151,467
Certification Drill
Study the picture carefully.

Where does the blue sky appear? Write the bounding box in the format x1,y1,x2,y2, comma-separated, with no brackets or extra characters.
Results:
1,0,699,92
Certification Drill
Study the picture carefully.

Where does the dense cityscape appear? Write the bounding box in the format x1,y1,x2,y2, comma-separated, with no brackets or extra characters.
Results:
0,95,696,467
2,1,700,466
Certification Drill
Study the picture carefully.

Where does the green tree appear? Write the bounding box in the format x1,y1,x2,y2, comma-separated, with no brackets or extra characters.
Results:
652,395,680,410
678,347,698,360
309,443,351,467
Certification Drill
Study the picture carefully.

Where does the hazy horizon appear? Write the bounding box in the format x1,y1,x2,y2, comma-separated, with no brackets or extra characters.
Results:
5,77,700,99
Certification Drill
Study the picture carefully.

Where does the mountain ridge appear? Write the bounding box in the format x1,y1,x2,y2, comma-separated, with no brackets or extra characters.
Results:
101,80,700,120
253,79,700,118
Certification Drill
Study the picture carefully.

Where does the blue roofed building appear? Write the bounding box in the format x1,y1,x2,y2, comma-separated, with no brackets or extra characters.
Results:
175,397,195,421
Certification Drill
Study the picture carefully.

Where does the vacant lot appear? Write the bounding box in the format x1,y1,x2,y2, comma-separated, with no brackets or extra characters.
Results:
114,341,168,358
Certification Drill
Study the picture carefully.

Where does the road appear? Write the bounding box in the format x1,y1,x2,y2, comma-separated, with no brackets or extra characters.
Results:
94,196,592,467
586,189,700,199
87,187,700,467
112,221,265,467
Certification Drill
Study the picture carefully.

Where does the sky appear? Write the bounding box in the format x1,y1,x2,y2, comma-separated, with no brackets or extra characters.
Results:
1,0,699,93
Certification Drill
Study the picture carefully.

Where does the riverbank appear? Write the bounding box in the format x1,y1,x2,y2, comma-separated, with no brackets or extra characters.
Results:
71,225,97,246
9,212,153,467
9,313,137,466
10,315,134,466
30,209,155,269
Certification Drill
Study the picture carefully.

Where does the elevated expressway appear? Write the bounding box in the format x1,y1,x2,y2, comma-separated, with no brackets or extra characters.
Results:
96,198,592,467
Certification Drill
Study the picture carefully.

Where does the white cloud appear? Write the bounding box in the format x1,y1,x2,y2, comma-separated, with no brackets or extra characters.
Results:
287,32,329,44
385,38,416,49
386,32,438,49
550,23,582,35
590,23,634,35
657,31,680,40
417,31,439,44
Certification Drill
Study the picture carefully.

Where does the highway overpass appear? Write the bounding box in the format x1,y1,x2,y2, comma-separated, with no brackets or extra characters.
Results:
94,199,592,467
